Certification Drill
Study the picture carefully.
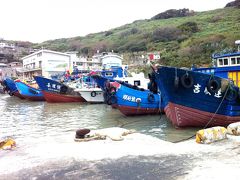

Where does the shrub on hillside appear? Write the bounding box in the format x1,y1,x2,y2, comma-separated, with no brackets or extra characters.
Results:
152,27,182,42
151,8,195,20
177,22,199,33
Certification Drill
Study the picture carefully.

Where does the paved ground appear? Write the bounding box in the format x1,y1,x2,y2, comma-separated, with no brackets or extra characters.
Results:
1,154,199,180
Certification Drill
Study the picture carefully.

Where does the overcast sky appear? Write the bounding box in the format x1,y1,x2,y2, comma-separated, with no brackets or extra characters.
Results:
0,0,233,43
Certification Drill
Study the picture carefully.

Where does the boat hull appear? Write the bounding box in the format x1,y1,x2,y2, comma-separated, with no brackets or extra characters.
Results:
42,91,86,103
154,66,240,127
15,81,45,101
75,88,103,103
165,102,239,127
118,105,161,116
107,81,164,116
34,76,86,103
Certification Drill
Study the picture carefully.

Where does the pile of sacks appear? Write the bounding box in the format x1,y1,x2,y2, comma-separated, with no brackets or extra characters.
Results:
0,138,16,150
196,122,240,144
74,127,136,142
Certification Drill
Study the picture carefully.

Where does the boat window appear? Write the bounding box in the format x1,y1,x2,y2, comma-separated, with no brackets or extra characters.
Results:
105,72,113,77
206,70,210,73
218,59,223,66
124,81,128,83
223,58,228,65
231,58,236,65
237,57,240,64
134,80,141,86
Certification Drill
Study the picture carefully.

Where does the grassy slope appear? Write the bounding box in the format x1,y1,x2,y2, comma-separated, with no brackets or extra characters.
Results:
35,7,240,67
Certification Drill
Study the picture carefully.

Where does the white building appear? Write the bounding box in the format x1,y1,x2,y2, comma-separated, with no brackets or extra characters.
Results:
0,42,15,49
66,51,123,72
21,49,71,80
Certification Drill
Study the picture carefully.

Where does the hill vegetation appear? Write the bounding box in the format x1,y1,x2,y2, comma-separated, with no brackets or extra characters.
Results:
31,2,240,68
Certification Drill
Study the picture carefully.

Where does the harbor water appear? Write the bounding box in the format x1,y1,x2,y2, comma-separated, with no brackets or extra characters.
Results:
0,94,200,178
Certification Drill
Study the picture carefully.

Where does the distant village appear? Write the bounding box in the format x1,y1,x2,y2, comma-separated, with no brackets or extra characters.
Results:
0,41,161,81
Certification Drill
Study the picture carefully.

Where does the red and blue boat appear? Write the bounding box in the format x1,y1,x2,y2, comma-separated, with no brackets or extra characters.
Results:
153,66,240,127
2,78,25,99
15,80,45,101
106,81,163,116
34,76,86,103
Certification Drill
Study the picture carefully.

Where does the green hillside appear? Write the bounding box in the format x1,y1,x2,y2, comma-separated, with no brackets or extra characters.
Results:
34,7,240,68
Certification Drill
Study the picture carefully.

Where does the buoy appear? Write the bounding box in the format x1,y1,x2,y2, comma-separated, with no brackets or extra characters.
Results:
75,128,91,139
196,126,227,144
227,122,240,135
0,138,16,150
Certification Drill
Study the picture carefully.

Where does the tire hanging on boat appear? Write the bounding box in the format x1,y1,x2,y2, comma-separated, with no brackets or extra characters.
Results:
60,85,68,94
147,93,155,102
180,74,194,88
207,79,221,94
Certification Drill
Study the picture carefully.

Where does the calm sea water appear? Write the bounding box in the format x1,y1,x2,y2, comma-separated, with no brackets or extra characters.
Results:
0,94,199,177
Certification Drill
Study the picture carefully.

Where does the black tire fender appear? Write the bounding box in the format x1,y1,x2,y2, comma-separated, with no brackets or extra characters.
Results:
181,74,194,88
60,85,68,94
207,79,221,94
148,93,155,102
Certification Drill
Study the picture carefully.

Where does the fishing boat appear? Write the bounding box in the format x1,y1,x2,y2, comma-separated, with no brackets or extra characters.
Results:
15,80,45,101
153,65,240,127
105,80,163,116
2,78,25,99
34,76,86,103
67,76,104,103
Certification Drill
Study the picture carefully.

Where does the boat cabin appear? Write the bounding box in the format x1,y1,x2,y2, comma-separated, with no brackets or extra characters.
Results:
193,52,240,87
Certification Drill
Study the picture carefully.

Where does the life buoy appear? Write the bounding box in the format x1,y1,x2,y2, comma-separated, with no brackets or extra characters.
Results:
226,88,238,101
148,93,155,102
91,91,97,97
207,79,221,94
181,74,194,88
109,86,117,94
60,85,68,94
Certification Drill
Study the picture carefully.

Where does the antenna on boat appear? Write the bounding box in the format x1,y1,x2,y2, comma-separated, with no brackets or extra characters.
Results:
235,40,240,52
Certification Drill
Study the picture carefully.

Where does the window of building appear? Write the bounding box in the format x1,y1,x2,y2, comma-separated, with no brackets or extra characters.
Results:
231,58,236,65
76,62,83,66
88,63,92,66
218,59,223,66
37,52,42,57
134,80,141,86
39,61,42,68
223,58,228,65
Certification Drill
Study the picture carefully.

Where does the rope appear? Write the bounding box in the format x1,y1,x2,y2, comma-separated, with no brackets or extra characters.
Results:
158,91,162,120
173,81,230,143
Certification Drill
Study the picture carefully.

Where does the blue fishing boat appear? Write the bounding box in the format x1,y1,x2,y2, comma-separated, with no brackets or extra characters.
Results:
34,76,86,103
153,65,240,127
105,81,163,116
15,80,45,101
2,78,25,99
